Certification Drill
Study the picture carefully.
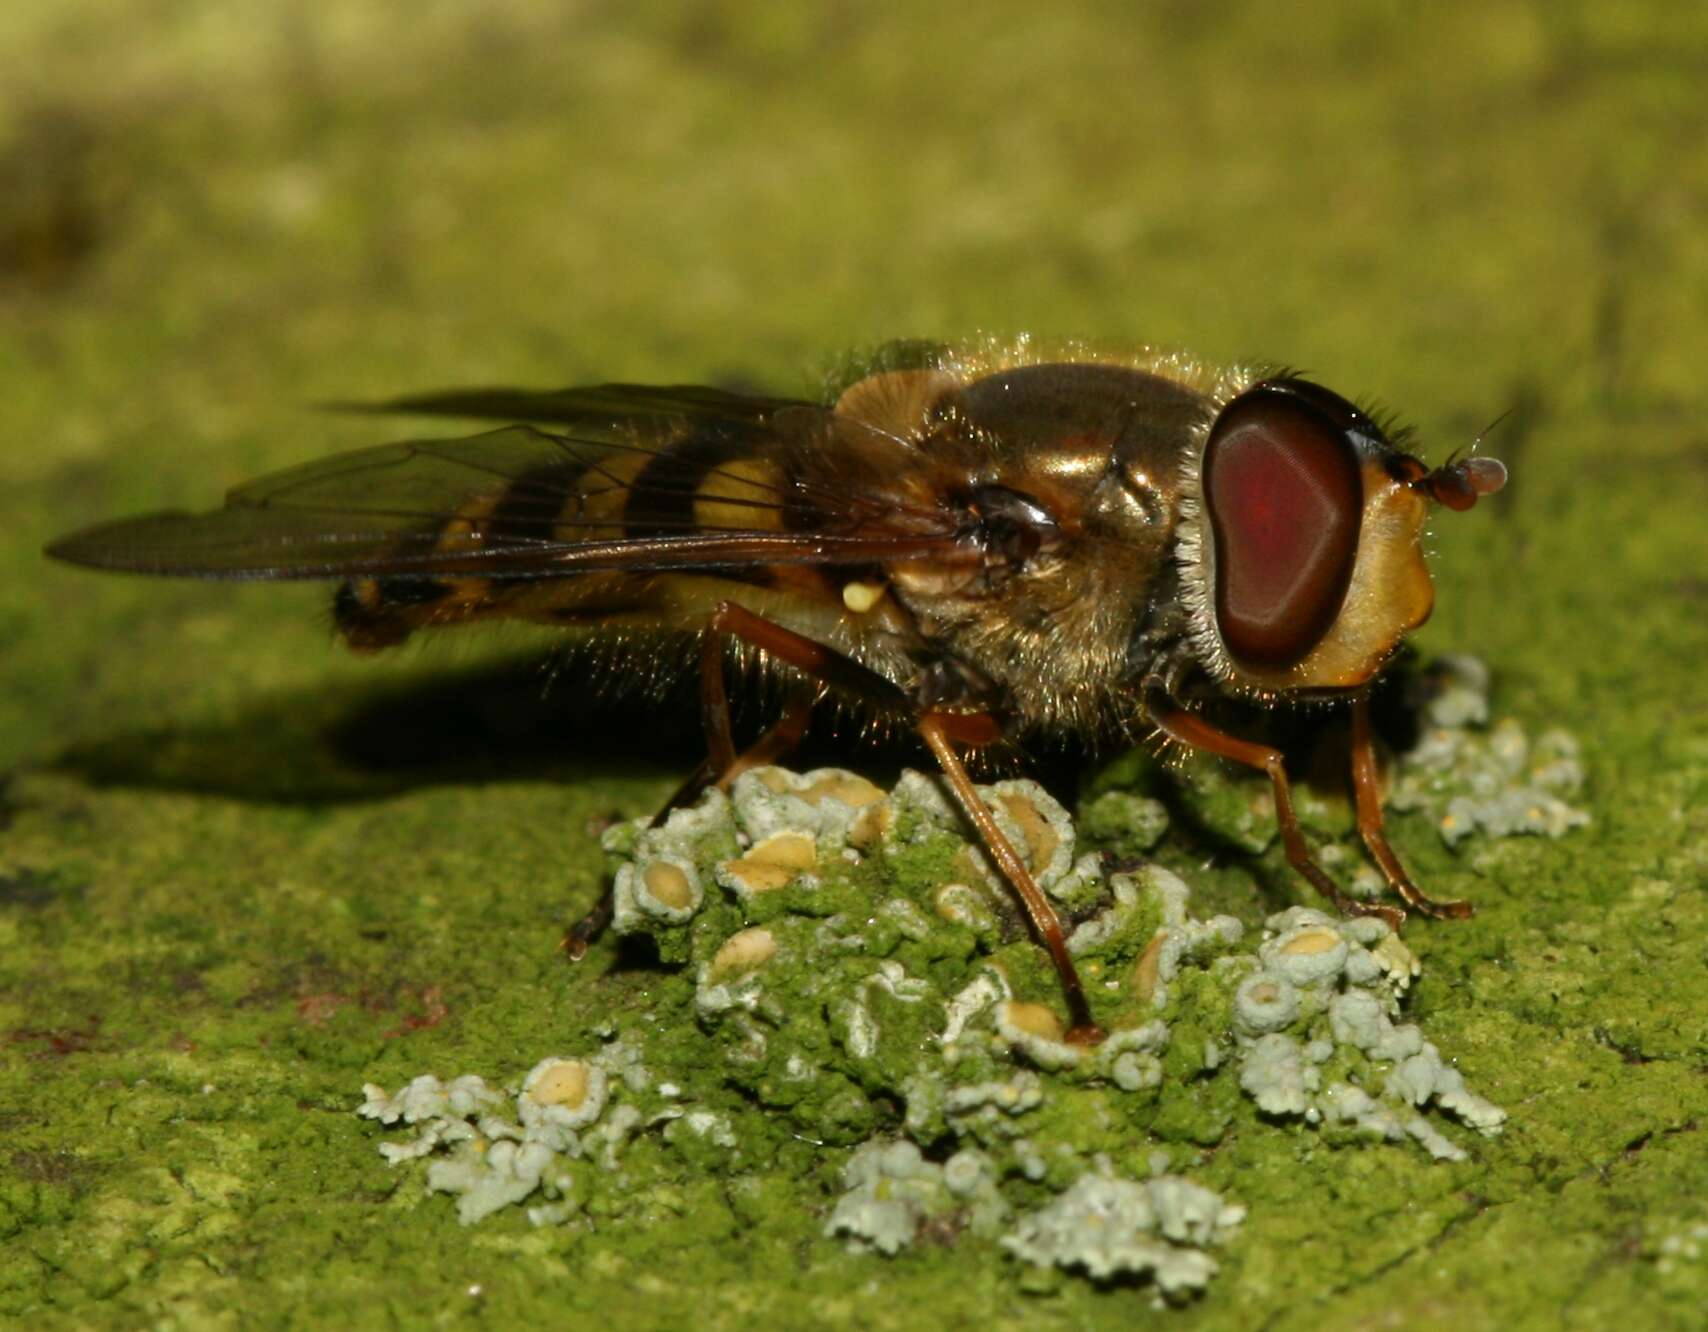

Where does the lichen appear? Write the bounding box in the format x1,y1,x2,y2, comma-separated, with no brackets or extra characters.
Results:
825,1139,1009,1254
1228,908,1506,1161
1000,1165,1245,1300
1388,654,1592,846
358,1055,631,1223
357,675,1564,1297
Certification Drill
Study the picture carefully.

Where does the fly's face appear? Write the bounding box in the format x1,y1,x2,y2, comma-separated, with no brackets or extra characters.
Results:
1179,377,1506,700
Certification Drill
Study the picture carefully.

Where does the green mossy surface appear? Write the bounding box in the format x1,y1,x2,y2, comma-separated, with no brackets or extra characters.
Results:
3,2,1706,1327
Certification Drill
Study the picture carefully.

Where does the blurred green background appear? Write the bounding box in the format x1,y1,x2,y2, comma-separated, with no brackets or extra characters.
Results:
3,2,1705,1328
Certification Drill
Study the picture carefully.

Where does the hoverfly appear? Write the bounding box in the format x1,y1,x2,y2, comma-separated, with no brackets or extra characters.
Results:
46,338,1507,1044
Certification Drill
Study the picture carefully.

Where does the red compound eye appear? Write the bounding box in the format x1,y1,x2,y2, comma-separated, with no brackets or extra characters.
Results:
1203,383,1364,669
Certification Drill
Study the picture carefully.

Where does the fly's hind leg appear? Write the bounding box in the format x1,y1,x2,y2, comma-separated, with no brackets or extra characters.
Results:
559,622,817,960
1349,693,1472,919
1146,687,1406,931
569,600,1103,1043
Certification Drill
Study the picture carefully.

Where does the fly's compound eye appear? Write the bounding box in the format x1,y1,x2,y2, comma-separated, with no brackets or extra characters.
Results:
1202,381,1365,669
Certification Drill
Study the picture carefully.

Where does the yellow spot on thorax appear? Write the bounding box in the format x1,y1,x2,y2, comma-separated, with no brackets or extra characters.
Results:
841,580,886,613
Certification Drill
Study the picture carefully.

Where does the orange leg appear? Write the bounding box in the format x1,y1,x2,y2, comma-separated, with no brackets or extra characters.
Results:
917,716,1102,1044
1350,694,1472,919
697,614,740,776
1149,695,1405,931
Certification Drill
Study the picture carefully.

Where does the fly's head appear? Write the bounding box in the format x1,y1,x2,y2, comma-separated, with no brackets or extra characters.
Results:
1178,376,1507,703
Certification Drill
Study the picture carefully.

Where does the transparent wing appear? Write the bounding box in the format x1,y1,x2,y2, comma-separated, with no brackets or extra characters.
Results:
46,405,961,581
337,382,806,426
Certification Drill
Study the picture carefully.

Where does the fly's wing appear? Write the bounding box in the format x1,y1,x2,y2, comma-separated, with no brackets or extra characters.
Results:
45,389,961,582
338,382,803,427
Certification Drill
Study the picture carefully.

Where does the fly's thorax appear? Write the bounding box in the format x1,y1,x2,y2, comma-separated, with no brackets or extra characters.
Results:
827,358,1224,733
1176,376,1436,700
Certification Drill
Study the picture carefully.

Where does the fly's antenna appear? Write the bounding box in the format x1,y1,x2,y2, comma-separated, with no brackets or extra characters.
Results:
1471,406,1513,453
1411,407,1511,511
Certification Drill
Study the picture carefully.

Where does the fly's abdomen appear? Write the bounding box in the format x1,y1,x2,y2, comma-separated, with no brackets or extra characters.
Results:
331,419,805,649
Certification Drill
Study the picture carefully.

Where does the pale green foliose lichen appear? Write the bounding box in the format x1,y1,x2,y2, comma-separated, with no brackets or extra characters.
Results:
1229,908,1505,1161
358,1056,622,1224
1148,654,1590,877
1387,654,1591,846
355,694,1554,1299
1000,1163,1246,1300
825,1139,1010,1254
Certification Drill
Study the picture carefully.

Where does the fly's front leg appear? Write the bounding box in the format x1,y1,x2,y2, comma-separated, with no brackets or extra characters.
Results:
1147,687,1405,931
1349,693,1472,919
